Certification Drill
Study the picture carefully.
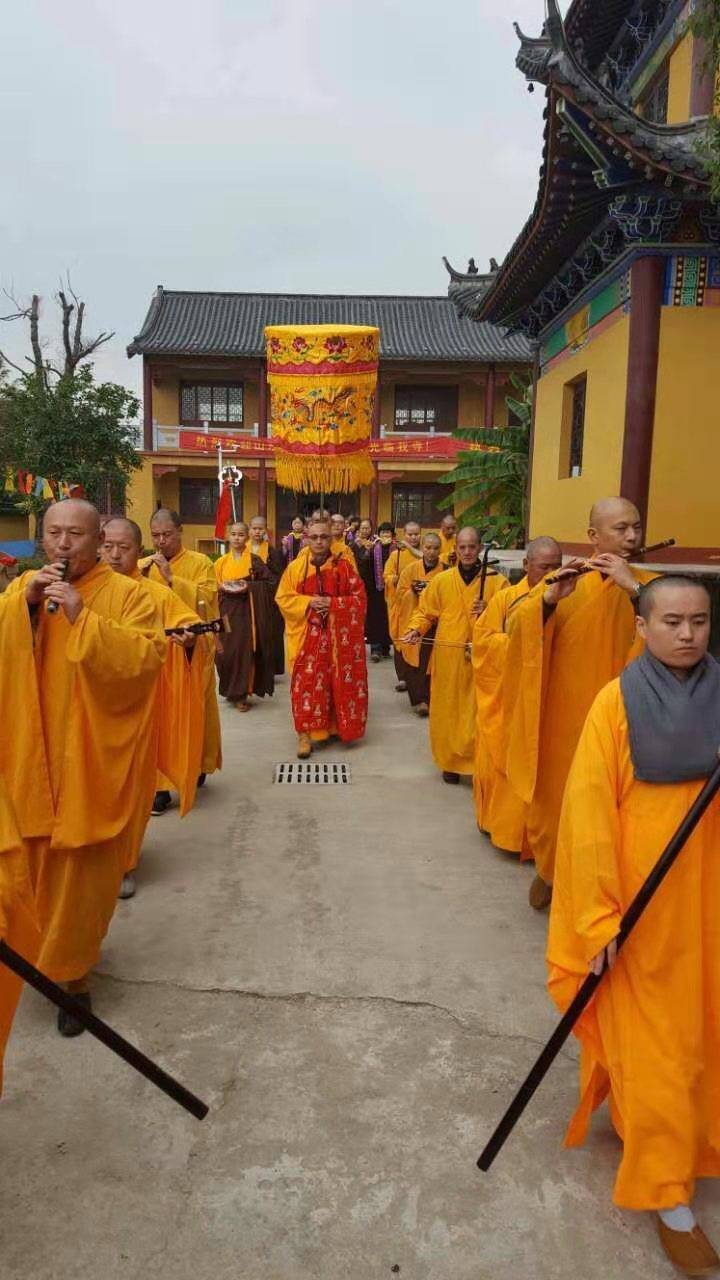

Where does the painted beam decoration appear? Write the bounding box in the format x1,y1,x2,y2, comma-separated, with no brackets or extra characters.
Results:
265,324,379,493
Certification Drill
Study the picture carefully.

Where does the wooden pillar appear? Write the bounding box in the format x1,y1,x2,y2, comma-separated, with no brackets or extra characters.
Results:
525,348,540,543
143,358,153,451
621,256,664,521
484,363,496,428
369,369,381,526
257,360,268,519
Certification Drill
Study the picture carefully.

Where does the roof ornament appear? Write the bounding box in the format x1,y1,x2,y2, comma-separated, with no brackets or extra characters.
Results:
514,0,566,90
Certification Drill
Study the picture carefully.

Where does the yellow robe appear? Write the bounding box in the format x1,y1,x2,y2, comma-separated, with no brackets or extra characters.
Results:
503,569,654,884
408,567,508,775
140,546,222,776
548,679,720,1210
130,570,205,831
292,540,356,570
383,547,420,643
471,576,530,855
439,533,457,564
395,558,447,670
0,565,164,981
0,776,41,1092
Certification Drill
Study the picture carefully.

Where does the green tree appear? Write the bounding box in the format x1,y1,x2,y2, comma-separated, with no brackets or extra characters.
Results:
437,373,532,547
688,1,720,201
0,366,140,518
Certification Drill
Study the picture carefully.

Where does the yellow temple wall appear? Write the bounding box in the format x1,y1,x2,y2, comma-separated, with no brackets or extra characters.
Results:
647,307,720,547
667,30,694,124
529,315,630,542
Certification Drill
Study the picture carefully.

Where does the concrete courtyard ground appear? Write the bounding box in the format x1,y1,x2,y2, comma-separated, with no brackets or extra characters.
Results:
0,662,709,1279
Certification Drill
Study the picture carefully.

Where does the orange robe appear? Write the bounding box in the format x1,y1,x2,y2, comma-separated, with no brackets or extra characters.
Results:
293,540,356,569
439,533,457,565
503,569,653,884
395,558,447,672
0,565,164,982
129,570,205,843
140,547,222,776
0,776,41,1092
408,567,508,775
471,576,530,855
383,546,420,643
548,679,720,1210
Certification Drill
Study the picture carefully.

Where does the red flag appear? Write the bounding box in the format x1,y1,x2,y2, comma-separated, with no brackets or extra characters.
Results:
214,481,232,539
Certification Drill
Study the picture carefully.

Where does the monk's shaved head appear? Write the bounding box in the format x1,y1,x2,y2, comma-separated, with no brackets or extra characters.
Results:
103,517,142,548
457,526,480,544
588,496,642,558
47,498,101,535
150,508,182,529
526,536,561,561
637,575,710,622
524,535,562,589
588,497,640,530
43,498,102,579
423,532,441,547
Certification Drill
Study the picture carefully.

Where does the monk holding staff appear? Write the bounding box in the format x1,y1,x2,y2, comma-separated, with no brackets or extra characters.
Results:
472,537,562,855
549,576,720,1277
502,497,655,909
0,500,164,1035
394,531,445,715
383,521,423,692
101,517,205,891
140,509,222,785
214,520,279,712
402,527,507,784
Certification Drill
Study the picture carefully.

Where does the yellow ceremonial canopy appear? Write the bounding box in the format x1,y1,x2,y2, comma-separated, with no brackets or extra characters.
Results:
265,324,379,493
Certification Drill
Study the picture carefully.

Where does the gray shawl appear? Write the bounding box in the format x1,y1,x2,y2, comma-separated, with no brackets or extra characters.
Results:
620,650,720,784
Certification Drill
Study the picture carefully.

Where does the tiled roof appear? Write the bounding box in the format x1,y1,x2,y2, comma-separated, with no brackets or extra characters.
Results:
127,289,531,364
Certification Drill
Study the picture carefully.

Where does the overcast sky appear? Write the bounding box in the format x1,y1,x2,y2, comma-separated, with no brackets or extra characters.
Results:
2,0,568,397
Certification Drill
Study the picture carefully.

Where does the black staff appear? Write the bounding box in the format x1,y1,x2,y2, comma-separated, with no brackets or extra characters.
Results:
165,617,230,638
0,941,208,1121
477,541,499,605
477,756,720,1172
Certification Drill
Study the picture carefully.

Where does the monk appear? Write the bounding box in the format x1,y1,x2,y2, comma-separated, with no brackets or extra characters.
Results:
282,516,307,565
0,774,41,1090
101,517,205,895
394,532,446,715
140,508,222,785
383,521,423,692
503,497,655,910
247,513,286,676
355,520,395,660
549,576,720,1277
439,513,457,566
402,527,507,784
276,518,368,759
472,537,562,856
214,520,279,711
0,499,164,1035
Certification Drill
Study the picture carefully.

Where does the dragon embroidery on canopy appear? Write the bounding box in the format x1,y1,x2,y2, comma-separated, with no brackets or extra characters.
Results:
291,385,354,428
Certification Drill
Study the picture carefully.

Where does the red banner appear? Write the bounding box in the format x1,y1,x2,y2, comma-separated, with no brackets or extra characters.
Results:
176,431,476,461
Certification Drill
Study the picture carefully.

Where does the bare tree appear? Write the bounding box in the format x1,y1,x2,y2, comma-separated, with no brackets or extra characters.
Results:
0,278,114,386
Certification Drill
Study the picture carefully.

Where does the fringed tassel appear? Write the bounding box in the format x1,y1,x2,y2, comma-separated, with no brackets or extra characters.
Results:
274,453,375,494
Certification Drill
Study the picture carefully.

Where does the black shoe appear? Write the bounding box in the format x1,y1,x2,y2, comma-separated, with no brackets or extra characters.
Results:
395,681,407,693
370,652,381,664
442,771,460,785
197,773,207,788
151,790,172,816
58,991,92,1038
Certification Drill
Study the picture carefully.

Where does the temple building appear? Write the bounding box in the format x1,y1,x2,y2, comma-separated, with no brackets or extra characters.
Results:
449,0,719,560
126,286,529,548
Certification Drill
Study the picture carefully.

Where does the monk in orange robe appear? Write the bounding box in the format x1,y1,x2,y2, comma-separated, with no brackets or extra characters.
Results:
383,521,423,692
402,527,507,784
102,517,205,896
0,500,164,1036
214,520,280,711
0,775,41,1092
438,513,457,566
276,518,368,759
503,497,655,909
395,531,446,715
140,508,222,784
472,536,562,855
549,577,720,1277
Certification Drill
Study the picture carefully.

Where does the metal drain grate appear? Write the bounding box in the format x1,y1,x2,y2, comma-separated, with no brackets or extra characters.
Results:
274,762,351,784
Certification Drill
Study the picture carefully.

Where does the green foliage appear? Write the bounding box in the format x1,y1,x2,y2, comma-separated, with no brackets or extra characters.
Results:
438,372,532,547
688,1,720,201
0,366,140,517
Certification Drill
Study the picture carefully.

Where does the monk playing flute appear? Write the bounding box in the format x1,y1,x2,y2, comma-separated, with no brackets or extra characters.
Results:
140,508,222,788
214,520,279,712
549,576,720,1277
383,521,423,693
394,531,446,716
276,518,368,760
472,536,562,855
503,497,655,910
101,518,205,894
402,527,508,784
0,500,164,1036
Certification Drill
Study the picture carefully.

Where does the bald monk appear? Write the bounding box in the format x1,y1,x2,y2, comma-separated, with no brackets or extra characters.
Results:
214,520,280,711
276,518,368,758
503,497,655,909
247,513,286,676
549,577,720,1277
321,512,357,566
395,532,446,715
402,527,508,783
383,521,423,692
102,518,205,895
0,500,164,1035
0,775,41,1091
438,513,457,566
140,508,222,784
472,536,562,855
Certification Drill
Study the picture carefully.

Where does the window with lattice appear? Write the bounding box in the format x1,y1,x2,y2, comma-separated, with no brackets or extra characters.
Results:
180,383,243,424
